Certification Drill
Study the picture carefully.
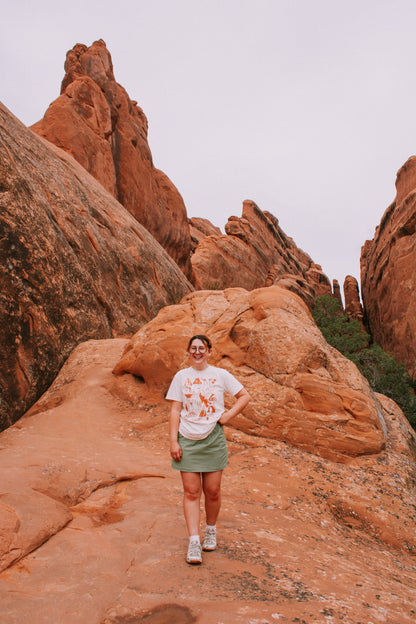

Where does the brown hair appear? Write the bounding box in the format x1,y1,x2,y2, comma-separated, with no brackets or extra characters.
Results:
187,334,212,351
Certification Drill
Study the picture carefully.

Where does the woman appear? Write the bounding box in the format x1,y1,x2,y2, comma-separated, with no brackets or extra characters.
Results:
166,334,250,564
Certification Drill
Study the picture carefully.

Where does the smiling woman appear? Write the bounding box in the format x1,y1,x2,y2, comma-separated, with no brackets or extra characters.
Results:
166,334,250,564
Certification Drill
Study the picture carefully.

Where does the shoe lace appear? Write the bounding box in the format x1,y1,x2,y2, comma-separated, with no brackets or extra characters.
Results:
204,528,216,544
188,542,201,556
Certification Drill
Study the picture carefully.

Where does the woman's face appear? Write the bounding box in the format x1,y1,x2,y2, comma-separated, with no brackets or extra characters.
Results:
188,338,210,369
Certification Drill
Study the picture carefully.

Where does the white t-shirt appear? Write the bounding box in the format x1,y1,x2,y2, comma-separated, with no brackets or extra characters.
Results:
166,365,243,440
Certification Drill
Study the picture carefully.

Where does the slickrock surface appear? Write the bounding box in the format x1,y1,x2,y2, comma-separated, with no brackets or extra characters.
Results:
191,200,332,307
0,338,415,624
114,286,385,463
0,102,192,431
343,275,364,322
361,156,416,374
31,39,193,277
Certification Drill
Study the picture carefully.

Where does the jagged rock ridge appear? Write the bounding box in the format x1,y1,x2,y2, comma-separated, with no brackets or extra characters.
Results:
190,199,333,308
31,39,194,278
32,40,337,306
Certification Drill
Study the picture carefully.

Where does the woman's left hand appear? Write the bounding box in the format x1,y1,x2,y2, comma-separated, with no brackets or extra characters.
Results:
219,388,250,425
218,411,230,425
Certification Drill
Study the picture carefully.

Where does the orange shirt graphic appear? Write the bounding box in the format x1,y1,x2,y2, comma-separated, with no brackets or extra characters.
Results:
184,377,216,420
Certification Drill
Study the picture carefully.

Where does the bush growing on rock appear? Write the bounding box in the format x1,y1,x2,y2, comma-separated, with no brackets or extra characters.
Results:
313,294,416,430
313,294,370,353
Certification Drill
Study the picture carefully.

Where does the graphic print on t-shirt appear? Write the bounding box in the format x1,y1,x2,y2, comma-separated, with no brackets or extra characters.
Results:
183,376,216,420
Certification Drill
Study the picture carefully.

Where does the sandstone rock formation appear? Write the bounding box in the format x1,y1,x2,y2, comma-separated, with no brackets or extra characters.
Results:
188,216,222,252
114,286,385,462
332,278,343,308
0,337,415,623
0,102,192,431
190,200,332,307
30,39,337,302
343,275,364,322
361,156,416,375
31,39,194,277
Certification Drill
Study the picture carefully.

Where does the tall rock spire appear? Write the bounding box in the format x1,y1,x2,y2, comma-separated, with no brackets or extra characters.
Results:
31,40,194,279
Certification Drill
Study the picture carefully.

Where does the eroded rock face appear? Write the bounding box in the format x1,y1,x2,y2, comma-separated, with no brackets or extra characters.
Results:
114,286,385,462
332,278,343,308
361,157,416,375
190,200,332,307
0,337,415,623
188,217,222,252
31,39,193,277
343,275,364,322
0,102,192,431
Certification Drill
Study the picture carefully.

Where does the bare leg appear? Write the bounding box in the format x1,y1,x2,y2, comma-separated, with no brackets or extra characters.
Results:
181,472,202,536
202,470,223,526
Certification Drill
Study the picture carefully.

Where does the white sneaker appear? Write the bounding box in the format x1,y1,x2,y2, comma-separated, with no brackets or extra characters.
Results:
202,527,217,551
186,541,202,564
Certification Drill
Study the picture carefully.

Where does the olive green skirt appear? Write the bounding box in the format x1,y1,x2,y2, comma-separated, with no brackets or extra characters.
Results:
172,422,228,473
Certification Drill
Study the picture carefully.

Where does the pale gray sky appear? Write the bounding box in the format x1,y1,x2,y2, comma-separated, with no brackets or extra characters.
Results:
2,0,416,290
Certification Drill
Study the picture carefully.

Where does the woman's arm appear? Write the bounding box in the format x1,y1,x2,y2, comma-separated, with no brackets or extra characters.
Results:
169,400,183,462
219,388,250,425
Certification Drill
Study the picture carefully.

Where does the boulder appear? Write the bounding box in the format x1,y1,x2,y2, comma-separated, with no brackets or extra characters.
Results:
361,157,416,375
0,102,192,431
190,200,332,306
31,39,194,278
114,286,385,462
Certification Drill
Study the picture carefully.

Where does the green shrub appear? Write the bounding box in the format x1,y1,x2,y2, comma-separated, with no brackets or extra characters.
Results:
204,279,222,290
313,295,416,430
313,295,370,354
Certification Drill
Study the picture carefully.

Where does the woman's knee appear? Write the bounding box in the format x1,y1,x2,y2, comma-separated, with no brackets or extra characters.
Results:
203,483,221,501
202,472,222,500
183,478,202,501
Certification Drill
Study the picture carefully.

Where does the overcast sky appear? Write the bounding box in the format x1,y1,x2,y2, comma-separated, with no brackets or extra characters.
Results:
2,1,416,292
